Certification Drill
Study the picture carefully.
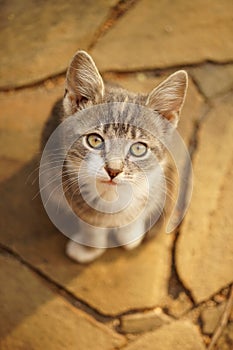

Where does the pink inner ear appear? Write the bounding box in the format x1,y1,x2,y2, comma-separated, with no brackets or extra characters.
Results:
163,111,177,122
77,96,88,104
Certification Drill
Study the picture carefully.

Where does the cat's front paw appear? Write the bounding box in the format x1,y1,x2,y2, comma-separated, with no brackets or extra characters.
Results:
123,236,144,250
66,240,106,263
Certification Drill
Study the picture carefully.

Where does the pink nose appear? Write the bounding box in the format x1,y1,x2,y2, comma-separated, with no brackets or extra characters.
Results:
104,166,122,180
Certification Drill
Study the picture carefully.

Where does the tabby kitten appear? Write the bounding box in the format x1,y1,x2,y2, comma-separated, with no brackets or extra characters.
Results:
41,50,188,263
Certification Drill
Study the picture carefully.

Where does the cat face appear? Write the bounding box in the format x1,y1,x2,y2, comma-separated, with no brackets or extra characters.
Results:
65,118,165,211
61,51,188,223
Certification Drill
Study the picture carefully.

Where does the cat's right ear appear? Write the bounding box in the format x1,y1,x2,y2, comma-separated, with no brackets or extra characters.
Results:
63,50,104,114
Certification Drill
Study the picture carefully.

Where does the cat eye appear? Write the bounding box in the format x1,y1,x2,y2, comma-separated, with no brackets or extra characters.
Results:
86,133,104,150
130,142,148,157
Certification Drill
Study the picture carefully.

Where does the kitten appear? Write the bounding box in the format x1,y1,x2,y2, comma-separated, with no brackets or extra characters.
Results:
41,50,188,263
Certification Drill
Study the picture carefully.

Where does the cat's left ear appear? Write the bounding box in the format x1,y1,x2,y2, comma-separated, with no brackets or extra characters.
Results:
146,71,188,127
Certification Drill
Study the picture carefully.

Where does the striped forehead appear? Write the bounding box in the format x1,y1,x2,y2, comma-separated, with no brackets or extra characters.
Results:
95,99,145,138
100,122,145,139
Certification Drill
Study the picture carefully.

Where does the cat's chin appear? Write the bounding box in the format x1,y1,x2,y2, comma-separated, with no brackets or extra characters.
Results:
96,180,119,202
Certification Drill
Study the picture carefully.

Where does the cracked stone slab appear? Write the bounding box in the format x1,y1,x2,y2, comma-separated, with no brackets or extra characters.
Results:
0,158,23,182
65,228,174,316
202,302,233,334
0,253,125,350
0,79,64,162
91,0,233,71
189,63,233,99
162,292,193,319
0,74,203,315
121,320,205,350
120,308,173,334
0,0,117,88
215,322,233,350
176,92,233,303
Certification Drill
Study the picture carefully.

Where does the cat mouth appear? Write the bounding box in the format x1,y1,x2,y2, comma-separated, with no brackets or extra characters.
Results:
100,180,117,186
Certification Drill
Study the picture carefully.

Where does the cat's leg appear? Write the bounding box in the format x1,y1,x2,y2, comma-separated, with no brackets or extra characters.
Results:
66,224,108,263
117,219,145,251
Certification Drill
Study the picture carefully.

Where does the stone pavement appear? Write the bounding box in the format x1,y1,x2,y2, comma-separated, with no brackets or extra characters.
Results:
0,1,233,349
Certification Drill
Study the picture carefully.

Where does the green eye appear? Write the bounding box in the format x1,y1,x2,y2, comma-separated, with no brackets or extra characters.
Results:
86,133,104,150
130,142,148,157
